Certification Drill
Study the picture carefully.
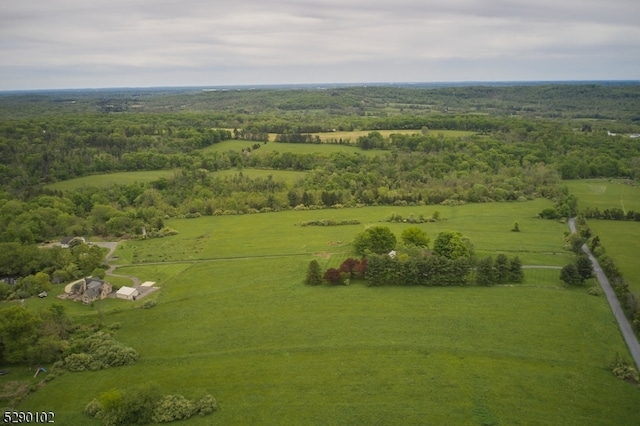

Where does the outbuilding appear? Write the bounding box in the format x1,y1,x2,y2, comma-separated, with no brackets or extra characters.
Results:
116,286,139,300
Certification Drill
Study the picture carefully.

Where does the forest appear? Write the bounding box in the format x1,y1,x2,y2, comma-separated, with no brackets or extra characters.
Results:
0,84,639,294
1,82,640,424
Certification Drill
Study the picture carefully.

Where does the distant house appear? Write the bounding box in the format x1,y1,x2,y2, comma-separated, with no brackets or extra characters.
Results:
116,286,139,301
61,236,85,248
65,276,112,303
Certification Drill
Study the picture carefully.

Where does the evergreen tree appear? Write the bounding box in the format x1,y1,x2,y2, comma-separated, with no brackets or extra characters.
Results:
494,253,510,284
305,260,323,286
476,256,496,286
508,256,524,283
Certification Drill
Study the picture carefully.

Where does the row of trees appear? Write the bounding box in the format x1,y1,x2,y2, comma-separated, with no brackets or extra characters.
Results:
306,226,523,287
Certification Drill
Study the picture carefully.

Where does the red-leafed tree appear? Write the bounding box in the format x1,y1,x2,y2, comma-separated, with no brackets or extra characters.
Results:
323,268,342,285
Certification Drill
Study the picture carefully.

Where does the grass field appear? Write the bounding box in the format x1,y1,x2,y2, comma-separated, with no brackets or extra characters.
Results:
11,200,640,425
564,179,640,295
564,178,640,212
308,129,476,142
45,170,178,191
202,139,387,157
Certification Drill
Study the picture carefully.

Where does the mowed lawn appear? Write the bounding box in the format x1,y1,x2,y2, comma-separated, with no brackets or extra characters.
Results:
17,201,640,425
565,179,640,295
564,178,640,212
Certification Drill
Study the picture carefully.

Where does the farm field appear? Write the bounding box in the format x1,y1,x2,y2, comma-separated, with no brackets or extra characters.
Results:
564,179,640,295
308,129,476,142
44,168,307,191
564,179,640,212
45,170,178,191
202,139,387,156
14,200,640,425
586,221,640,295
113,199,570,268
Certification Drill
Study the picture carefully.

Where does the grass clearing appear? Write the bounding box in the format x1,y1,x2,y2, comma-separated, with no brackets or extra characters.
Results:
585,220,640,295
564,178,640,212
45,170,177,191
202,140,387,157
565,179,640,295
14,200,640,424
309,129,475,142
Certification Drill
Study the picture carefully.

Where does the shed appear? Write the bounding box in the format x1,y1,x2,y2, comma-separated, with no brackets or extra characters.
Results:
140,281,156,288
116,286,139,300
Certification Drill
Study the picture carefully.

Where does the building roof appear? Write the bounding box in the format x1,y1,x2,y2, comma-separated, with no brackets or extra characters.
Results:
140,281,156,287
116,286,138,296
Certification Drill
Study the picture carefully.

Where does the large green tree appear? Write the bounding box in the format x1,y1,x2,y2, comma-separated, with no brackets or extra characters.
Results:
400,227,430,248
432,231,473,260
353,226,397,256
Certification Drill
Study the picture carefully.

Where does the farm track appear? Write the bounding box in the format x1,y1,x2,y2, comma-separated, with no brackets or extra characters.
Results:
569,218,640,370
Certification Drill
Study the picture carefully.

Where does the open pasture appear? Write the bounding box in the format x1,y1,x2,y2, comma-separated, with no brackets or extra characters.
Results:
45,170,177,191
17,200,640,424
565,179,640,295
23,258,640,424
586,220,640,295
308,129,475,142
114,199,569,268
564,178,640,212
202,139,387,156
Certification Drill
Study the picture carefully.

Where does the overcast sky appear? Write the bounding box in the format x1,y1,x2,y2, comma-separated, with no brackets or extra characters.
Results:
1,0,639,90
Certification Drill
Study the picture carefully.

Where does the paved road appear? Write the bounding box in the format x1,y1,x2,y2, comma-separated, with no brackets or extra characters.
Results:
569,218,640,369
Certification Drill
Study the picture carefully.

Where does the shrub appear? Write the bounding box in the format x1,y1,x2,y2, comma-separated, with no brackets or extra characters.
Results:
152,394,195,423
195,394,218,415
587,286,603,296
141,300,157,309
610,353,640,384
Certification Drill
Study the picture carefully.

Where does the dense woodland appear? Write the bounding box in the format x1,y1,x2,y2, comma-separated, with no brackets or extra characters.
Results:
0,83,639,293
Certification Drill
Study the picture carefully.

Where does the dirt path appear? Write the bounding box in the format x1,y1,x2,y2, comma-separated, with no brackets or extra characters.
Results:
569,218,640,370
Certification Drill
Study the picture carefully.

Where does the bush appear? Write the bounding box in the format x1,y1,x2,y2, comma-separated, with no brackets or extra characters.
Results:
141,300,157,309
587,286,603,296
152,394,195,423
196,394,218,416
610,353,640,384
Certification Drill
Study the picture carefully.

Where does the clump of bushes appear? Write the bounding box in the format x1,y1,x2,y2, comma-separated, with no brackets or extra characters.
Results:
300,219,360,226
610,353,639,384
56,331,138,372
84,383,217,425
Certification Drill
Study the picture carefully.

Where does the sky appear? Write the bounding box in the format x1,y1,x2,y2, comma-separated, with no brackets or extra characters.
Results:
1,0,639,90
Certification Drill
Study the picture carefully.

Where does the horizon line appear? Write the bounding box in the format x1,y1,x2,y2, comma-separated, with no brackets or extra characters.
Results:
2,79,640,94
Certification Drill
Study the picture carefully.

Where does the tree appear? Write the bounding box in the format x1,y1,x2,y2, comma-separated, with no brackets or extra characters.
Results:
476,256,496,286
508,256,524,283
401,227,430,248
432,231,473,260
353,226,397,256
560,263,582,286
511,222,520,232
323,268,342,285
494,254,510,284
305,260,323,285
0,306,42,363
575,255,594,283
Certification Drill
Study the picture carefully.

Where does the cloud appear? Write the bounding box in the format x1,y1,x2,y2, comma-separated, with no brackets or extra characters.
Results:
1,0,639,89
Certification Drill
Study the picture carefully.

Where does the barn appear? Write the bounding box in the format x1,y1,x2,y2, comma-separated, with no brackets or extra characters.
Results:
116,286,139,300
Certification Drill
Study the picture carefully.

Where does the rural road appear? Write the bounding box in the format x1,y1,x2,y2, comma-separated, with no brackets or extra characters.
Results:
568,218,640,370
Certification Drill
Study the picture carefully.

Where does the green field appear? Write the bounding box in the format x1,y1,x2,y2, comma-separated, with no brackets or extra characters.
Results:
309,129,476,142
565,179,640,295
202,139,387,156
564,179,640,212
45,170,178,191
12,200,640,425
